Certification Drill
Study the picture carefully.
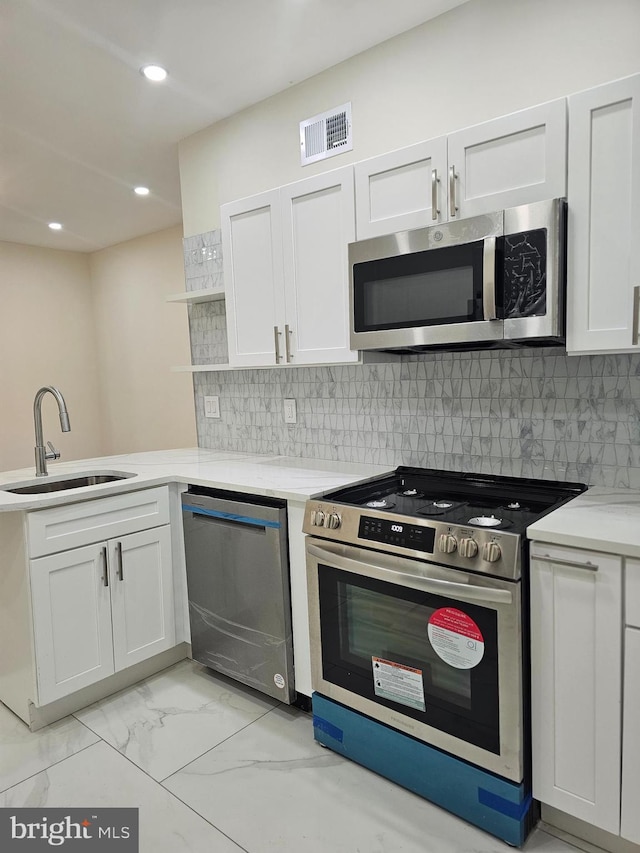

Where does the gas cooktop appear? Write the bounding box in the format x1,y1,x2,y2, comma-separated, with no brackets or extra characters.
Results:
318,467,585,534
303,467,587,580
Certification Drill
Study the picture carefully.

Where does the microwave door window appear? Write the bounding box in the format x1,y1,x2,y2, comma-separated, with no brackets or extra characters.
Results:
362,268,475,329
354,242,485,332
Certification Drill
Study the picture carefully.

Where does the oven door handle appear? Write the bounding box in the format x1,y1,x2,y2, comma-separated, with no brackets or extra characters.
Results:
307,542,513,605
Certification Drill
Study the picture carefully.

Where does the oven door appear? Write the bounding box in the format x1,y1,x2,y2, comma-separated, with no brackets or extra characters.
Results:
306,539,524,782
349,211,504,350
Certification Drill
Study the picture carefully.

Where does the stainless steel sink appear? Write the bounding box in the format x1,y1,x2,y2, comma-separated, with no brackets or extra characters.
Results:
4,471,136,495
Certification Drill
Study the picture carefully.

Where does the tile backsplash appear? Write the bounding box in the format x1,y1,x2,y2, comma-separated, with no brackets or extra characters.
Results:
186,231,640,489
182,231,223,293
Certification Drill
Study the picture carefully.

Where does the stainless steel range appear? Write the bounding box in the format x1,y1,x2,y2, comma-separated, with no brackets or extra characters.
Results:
303,467,586,846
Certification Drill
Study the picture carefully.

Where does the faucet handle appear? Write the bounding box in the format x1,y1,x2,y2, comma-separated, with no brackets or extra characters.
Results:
45,441,61,461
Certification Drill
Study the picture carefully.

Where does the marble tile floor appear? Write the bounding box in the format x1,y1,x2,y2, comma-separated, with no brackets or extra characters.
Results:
0,659,579,853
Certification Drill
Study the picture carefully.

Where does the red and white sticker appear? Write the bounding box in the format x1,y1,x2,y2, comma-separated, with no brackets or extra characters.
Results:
372,657,426,711
427,607,485,669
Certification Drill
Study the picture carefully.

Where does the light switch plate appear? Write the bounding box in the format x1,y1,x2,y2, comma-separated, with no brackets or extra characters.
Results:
284,399,297,424
204,396,220,418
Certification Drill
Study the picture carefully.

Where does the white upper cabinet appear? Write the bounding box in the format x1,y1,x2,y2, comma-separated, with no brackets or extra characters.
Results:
222,189,285,367
566,73,640,355
355,99,567,239
222,167,358,368
355,137,448,238
280,168,356,365
447,99,567,220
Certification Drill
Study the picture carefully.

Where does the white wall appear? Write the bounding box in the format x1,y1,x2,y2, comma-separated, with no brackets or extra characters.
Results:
0,241,105,472
0,227,197,474
89,226,197,455
179,0,640,235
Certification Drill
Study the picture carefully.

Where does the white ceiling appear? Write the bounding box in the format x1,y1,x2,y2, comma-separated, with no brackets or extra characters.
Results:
0,0,468,253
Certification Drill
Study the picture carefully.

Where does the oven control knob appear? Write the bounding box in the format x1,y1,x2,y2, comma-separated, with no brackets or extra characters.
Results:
482,541,502,563
459,538,478,558
314,510,325,527
325,512,341,529
438,533,458,554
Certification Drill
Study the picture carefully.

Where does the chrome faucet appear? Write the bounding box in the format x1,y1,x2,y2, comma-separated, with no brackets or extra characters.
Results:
33,386,71,476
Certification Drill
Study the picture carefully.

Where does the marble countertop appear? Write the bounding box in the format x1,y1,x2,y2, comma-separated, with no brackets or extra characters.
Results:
0,448,392,512
527,486,640,558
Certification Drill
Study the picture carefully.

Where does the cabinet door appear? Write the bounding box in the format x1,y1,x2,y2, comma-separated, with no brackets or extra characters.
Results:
567,74,640,354
621,626,640,844
354,138,448,238
109,525,175,671
281,166,358,365
447,99,567,220
31,544,115,705
530,544,622,834
221,189,286,367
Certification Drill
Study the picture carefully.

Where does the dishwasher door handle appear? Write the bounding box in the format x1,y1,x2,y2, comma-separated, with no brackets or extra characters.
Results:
182,502,282,529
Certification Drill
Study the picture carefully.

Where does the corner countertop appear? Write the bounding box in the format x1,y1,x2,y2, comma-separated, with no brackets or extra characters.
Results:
0,448,393,512
527,486,640,559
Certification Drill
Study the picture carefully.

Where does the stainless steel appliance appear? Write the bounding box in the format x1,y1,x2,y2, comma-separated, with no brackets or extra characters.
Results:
303,468,585,845
182,486,295,703
349,198,566,352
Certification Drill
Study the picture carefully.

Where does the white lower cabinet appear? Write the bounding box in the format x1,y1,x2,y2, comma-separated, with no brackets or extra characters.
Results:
530,542,623,835
621,557,640,845
621,627,640,844
31,525,175,705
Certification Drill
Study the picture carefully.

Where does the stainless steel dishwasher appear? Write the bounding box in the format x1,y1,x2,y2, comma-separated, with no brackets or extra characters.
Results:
181,486,295,703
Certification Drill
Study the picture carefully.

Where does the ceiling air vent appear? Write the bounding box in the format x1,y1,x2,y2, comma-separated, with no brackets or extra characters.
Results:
300,103,352,166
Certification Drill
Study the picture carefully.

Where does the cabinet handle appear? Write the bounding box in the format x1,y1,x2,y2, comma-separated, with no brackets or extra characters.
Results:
633,285,640,346
273,326,282,364
115,541,124,581
449,165,458,217
533,553,598,572
101,545,109,587
431,169,440,220
284,324,293,362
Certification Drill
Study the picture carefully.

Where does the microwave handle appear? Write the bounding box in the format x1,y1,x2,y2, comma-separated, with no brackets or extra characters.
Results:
482,236,498,321
307,542,513,605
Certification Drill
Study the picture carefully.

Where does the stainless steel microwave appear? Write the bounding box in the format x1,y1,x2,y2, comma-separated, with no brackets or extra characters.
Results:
349,198,566,352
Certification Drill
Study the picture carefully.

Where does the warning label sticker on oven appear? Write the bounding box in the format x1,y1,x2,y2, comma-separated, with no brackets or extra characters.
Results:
427,607,485,670
372,657,426,711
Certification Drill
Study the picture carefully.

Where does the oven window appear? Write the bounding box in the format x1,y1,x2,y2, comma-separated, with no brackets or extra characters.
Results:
353,241,485,332
346,585,472,708
318,564,500,753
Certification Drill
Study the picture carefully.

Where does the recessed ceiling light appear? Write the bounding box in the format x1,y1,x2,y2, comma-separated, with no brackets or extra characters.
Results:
134,186,150,196
141,64,167,82
48,222,63,231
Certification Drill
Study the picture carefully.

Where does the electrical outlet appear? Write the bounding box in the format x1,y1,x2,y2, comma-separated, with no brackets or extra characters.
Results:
204,396,220,418
284,399,297,424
